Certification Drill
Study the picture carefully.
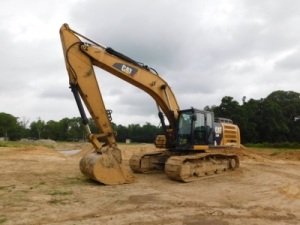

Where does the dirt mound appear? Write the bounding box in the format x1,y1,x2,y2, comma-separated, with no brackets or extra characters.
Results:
239,148,271,162
20,139,58,147
8,146,64,157
241,147,300,161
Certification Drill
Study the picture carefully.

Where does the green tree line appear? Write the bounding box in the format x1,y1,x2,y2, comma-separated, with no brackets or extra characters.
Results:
0,114,162,143
1,90,300,144
208,90,300,143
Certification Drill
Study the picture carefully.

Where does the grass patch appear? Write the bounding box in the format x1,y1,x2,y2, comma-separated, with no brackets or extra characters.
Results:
65,175,87,185
48,199,68,205
0,141,55,149
48,190,73,196
0,215,7,224
0,185,16,191
40,144,55,149
0,141,27,148
47,189,73,205
29,181,46,189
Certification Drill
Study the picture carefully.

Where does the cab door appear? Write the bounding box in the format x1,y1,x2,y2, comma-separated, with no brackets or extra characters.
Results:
193,111,214,145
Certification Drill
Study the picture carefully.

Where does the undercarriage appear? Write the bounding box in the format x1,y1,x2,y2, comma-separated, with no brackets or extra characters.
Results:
129,148,240,182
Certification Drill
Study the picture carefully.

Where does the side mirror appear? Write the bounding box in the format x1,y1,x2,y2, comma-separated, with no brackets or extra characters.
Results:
191,114,197,121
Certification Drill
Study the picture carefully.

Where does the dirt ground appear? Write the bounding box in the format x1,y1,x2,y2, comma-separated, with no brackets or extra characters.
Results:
0,142,300,225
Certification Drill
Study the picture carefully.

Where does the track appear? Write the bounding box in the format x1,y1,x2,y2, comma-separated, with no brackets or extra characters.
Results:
165,153,239,182
129,150,239,182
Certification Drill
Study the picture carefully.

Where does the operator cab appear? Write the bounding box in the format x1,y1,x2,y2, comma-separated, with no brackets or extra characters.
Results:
176,108,214,150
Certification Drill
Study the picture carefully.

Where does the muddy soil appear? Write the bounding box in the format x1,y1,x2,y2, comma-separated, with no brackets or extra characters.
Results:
0,142,299,225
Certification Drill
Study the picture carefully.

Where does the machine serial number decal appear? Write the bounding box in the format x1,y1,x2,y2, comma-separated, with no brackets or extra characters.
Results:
113,63,138,76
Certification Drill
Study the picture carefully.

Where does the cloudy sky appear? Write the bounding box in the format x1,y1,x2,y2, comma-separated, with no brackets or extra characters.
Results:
1,0,299,126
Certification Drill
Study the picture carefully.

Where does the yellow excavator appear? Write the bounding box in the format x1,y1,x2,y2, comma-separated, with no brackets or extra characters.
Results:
60,24,241,185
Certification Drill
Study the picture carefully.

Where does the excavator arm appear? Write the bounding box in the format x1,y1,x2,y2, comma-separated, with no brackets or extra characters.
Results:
60,23,180,184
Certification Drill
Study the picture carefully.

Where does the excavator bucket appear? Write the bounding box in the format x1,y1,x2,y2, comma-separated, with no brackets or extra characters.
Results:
79,147,134,185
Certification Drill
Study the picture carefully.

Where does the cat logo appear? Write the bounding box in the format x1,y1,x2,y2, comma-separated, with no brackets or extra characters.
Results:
113,63,138,76
121,65,132,74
